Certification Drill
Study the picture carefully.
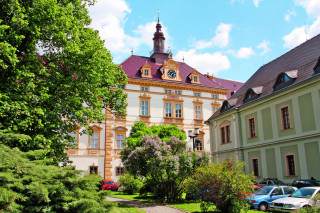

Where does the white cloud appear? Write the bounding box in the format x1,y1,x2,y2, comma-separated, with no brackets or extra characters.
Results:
253,0,262,7
283,17,320,48
212,23,233,47
174,49,231,75
88,0,172,62
285,9,296,21
283,0,320,48
257,40,270,55
88,0,131,53
193,23,232,49
294,0,320,18
230,47,255,59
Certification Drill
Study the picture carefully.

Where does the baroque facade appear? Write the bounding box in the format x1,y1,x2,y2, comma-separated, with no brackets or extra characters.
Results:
205,33,320,183
67,19,243,181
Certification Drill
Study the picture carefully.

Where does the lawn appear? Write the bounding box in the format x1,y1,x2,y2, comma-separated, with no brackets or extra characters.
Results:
108,191,266,213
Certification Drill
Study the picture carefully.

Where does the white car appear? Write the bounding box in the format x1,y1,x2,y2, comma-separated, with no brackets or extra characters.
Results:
270,187,320,212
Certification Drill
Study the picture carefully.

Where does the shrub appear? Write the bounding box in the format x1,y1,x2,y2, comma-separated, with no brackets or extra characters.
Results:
118,174,143,194
184,160,255,213
0,144,112,212
122,134,209,202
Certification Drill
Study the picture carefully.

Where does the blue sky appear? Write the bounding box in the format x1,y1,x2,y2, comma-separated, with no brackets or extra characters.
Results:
88,0,320,82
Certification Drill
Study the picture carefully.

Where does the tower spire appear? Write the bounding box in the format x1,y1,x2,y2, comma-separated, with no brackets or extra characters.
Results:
153,11,165,53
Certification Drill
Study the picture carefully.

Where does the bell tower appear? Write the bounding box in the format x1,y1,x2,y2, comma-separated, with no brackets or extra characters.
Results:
153,15,165,53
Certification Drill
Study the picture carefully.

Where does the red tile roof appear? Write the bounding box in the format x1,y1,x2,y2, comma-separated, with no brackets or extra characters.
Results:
206,33,320,122
120,55,243,92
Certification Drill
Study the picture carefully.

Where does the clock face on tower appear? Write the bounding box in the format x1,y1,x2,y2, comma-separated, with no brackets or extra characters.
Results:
168,70,176,79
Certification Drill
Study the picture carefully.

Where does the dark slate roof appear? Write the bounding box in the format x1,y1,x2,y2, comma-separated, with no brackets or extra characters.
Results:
206,33,320,122
211,77,244,98
120,55,242,90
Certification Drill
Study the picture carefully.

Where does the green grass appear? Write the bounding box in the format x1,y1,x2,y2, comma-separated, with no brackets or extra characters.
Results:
109,191,160,203
108,191,265,213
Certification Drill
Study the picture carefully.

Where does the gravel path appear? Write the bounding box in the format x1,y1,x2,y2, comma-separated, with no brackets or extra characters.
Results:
106,197,188,213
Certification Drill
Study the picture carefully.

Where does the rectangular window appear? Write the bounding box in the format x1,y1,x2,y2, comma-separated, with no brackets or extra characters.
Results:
144,69,149,76
212,94,218,99
281,106,291,130
165,103,172,117
195,138,203,151
90,133,99,148
249,118,256,138
195,105,202,119
116,167,124,176
226,125,230,142
165,89,172,94
194,92,200,97
68,132,77,147
221,125,231,144
194,76,198,82
141,100,149,116
175,90,181,95
252,159,259,177
116,134,124,149
286,154,296,176
141,86,149,91
175,104,182,118
118,85,125,89
89,166,98,174
221,127,226,144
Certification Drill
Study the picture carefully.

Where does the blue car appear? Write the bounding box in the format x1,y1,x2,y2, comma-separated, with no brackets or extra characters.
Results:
247,185,297,212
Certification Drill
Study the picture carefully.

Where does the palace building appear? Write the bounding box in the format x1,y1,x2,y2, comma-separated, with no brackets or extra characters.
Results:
206,33,320,183
67,19,243,180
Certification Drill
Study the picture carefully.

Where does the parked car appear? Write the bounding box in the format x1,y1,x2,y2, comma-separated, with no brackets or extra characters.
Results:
292,179,320,188
270,187,320,212
258,178,286,187
101,180,118,191
247,185,297,212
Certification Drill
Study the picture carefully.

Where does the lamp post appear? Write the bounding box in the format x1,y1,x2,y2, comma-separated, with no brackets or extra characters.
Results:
188,128,199,151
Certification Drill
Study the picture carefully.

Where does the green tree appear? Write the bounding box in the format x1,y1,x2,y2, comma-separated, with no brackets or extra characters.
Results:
0,0,127,162
124,122,186,150
0,143,112,212
184,160,255,213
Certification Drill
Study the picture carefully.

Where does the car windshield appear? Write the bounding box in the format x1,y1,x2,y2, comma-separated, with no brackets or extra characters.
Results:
290,188,316,198
255,186,273,195
105,181,115,184
273,180,285,185
312,181,320,186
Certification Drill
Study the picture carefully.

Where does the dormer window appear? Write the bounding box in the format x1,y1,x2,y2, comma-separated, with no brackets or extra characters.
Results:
220,98,237,113
141,62,152,78
243,86,263,103
189,70,200,84
273,70,298,91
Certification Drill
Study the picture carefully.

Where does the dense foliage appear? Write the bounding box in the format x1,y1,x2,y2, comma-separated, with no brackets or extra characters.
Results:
184,160,255,213
122,133,209,202
0,0,127,163
118,173,143,195
0,143,112,212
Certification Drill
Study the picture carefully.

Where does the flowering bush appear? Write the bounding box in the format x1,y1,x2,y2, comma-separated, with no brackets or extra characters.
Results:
184,160,255,213
122,135,209,202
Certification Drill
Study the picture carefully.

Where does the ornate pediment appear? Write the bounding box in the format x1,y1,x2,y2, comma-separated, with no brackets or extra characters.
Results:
160,57,181,81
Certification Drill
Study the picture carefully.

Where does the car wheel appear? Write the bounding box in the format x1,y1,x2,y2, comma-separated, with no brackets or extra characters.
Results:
258,203,268,212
